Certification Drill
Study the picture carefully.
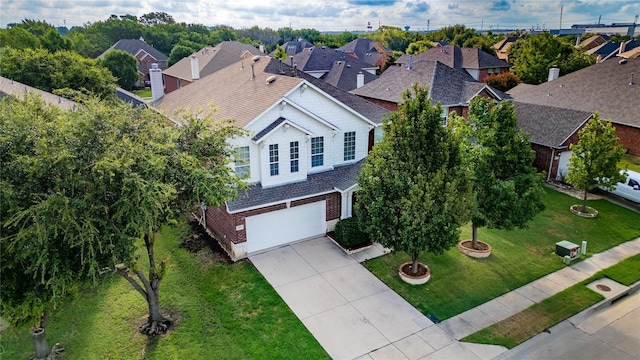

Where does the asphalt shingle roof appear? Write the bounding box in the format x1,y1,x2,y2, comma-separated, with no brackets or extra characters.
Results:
322,60,378,91
99,39,168,61
514,102,592,148
396,45,510,70
264,58,390,124
227,159,364,212
0,76,77,110
163,41,264,81
338,38,388,66
252,117,285,141
351,59,491,106
508,58,640,128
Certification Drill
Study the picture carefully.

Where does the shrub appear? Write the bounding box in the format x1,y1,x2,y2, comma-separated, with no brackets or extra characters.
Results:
332,217,371,250
483,72,521,92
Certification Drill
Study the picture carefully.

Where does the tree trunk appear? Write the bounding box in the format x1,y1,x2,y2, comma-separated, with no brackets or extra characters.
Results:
411,251,419,275
139,283,173,336
33,327,50,360
581,188,588,213
471,223,479,249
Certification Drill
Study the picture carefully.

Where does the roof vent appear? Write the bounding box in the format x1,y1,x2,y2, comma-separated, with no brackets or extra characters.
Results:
266,75,277,84
252,55,261,62
630,72,635,86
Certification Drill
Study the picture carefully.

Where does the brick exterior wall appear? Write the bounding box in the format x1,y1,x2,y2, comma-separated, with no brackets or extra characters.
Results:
203,192,341,255
614,123,640,156
163,75,191,94
531,143,555,179
360,96,398,111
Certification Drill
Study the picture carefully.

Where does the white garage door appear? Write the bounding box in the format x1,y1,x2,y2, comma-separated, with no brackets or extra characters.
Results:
245,201,326,253
557,150,572,180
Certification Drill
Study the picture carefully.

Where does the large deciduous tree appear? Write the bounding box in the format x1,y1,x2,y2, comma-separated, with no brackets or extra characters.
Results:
1,95,245,357
100,49,138,90
566,112,625,213
356,83,474,275
508,32,594,84
452,98,545,250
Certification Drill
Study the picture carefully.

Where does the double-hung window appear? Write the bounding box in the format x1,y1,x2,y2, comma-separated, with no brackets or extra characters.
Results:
269,144,279,176
234,146,250,177
344,132,356,161
290,141,299,173
311,137,324,167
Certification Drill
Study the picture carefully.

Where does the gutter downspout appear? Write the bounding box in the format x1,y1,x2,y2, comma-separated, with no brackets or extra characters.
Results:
547,147,556,182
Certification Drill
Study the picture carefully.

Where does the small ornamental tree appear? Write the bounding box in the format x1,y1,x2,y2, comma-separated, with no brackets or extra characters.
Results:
566,112,625,213
356,83,474,275
100,49,138,90
483,72,521,92
452,98,545,250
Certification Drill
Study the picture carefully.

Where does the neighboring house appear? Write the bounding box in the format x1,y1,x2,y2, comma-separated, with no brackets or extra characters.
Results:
98,38,168,87
588,39,640,62
395,45,511,81
514,102,591,181
150,56,388,260
338,38,391,69
162,41,264,93
492,37,518,62
115,88,147,108
509,58,640,160
350,58,505,120
290,46,378,91
276,37,314,57
577,34,609,51
0,76,77,110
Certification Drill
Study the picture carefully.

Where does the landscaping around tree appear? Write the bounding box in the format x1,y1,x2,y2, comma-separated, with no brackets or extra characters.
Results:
356,83,474,282
363,187,640,320
451,98,545,255
566,112,625,214
0,95,246,358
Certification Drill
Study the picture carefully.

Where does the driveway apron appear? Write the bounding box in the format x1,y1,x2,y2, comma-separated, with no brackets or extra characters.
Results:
250,237,436,359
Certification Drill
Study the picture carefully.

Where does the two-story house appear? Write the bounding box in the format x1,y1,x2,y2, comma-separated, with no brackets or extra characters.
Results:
150,56,387,260
98,38,168,87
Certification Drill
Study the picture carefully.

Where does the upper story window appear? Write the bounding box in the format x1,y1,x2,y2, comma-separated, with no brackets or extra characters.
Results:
311,137,324,167
269,144,279,176
344,132,356,161
235,146,250,177
441,107,449,127
290,141,299,173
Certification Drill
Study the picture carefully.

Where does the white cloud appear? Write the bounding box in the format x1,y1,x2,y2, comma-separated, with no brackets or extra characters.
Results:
1,0,637,32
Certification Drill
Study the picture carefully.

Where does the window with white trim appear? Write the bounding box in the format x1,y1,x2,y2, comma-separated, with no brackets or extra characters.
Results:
234,146,250,177
441,107,449,127
290,141,299,173
311,137,324,167
269,144,279,176
344,132,356,161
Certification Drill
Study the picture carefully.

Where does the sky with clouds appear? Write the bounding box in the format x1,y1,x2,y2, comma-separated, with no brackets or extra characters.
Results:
1,0,638,32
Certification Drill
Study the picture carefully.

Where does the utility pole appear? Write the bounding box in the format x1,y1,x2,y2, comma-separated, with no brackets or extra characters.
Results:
559,5,563,31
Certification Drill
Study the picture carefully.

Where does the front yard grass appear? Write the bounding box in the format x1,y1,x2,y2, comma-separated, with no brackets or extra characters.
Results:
2,224,328,360
461,253,640,348
363,187,640,320
620,153,640,173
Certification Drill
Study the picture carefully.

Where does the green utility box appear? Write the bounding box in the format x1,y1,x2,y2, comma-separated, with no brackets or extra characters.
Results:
556,240,580,260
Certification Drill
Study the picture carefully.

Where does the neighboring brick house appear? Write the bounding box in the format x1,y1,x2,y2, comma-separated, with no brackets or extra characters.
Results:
509,58,640,158
289,46,379,91
514,102,591,181
150,57,388,260
395,44,512,81
492,37,518,62
162,41,264,94
98,38,168,87
350,58,505,120
338,38,391,69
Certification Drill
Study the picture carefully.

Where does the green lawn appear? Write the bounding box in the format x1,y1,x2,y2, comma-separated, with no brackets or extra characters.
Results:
620,154,640,173
2,225,328,360
133,89,152,99
363,187,640,320
462,253,640,348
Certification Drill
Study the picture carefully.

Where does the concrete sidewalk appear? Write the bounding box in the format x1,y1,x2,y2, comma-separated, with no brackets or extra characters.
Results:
438,237,640,342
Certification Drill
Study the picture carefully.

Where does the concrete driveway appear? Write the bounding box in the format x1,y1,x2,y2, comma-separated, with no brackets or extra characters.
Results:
250,237,439,359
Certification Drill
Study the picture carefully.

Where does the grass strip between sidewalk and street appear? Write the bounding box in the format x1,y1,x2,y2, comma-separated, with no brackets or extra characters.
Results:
461,253,640,349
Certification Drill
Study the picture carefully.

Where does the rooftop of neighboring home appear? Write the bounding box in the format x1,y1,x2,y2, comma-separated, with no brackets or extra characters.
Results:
351,58,504,107
338,38,390,66
277,38,314,56
163,41,263,82
395,44,510,70
0,76,77,110
322,60,378,91
588,39,640,61
513,102,592,148
115,88,147,108
263,59,389,125
508,58,640,128
292,46,378,74
153,56,301,126
98,38,168,63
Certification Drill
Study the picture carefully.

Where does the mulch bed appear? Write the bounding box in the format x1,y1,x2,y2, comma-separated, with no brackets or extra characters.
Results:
460,240,490,251
181,220,233,264
400,262,429,277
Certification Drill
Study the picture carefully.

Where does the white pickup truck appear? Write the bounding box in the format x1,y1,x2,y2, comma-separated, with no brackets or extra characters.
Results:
601,170,640,203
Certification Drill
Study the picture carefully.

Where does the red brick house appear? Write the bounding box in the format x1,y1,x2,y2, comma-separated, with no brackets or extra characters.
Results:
98,38,168,87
